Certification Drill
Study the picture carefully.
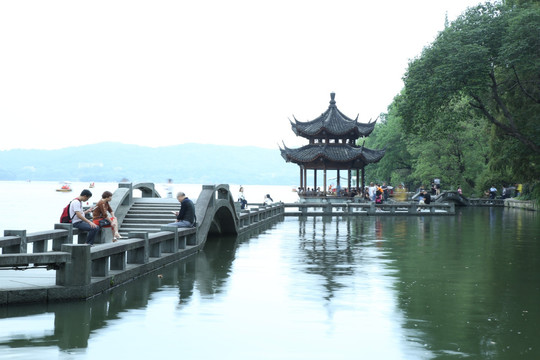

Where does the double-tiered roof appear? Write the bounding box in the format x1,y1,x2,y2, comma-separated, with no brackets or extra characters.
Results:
280,93,385,170
290,92,376,140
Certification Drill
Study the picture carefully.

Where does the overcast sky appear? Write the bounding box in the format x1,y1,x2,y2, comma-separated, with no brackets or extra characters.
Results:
0,0,483,151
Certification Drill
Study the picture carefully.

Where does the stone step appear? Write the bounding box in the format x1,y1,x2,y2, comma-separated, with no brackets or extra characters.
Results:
125,212,176,218
120,223,165,229
118,199,183,235
123,218,174,224
130,204,179,209
129,206,178,210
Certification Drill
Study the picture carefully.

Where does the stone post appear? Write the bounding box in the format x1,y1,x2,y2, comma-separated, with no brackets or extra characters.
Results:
54,223,73,250
161,225,180,252
127,232,149,264
118,182,133,206
56,244,91,286
3,230,26,254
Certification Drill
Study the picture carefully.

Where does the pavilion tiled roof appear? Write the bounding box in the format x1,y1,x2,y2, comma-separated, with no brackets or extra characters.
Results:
280,143,385,165
291,93,376,138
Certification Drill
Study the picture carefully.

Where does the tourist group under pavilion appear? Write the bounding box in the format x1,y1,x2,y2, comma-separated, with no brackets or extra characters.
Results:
280,92,385,196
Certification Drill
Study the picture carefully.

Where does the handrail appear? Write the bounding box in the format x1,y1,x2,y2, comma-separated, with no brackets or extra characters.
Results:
282,201,455,215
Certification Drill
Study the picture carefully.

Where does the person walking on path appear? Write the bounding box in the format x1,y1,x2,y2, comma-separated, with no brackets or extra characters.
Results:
168,192,197,228
70,189,100,246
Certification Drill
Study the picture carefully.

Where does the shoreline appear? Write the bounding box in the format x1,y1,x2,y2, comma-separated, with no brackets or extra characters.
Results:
504,198,538,211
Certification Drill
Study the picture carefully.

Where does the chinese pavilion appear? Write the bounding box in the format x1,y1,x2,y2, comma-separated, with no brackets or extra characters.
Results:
280,92,385,195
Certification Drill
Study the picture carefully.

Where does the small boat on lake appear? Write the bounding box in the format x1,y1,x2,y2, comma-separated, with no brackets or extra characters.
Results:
56,182,72,192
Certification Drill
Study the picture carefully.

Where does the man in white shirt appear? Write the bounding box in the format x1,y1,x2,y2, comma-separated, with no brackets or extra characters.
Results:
70,189,100,245
368,182,376,202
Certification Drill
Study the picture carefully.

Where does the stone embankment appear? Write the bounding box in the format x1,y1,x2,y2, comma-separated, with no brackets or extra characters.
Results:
504,199,538,211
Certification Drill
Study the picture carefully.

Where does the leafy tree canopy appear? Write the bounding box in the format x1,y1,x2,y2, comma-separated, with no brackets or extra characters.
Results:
398,1,539,183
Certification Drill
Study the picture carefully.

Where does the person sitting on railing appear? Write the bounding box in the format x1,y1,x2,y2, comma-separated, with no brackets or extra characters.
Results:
238,186,248,210
417,190,431,211
168,192,197,228
424,190,431,204
71,189,100,246
92,191,122,242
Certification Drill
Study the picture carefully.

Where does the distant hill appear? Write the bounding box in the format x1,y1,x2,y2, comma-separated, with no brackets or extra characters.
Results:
0,142,298,185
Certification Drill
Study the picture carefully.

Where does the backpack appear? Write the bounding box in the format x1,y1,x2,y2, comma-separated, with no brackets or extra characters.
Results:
60,199,80,223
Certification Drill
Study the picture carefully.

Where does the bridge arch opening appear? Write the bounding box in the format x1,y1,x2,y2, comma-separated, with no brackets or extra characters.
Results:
208,206,238,236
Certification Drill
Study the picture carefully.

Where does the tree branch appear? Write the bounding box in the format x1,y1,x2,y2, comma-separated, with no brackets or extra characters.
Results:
512,65,540,104
469,93,540,154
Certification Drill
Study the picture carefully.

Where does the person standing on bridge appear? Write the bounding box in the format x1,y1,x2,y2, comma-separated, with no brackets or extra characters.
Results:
168,192,197,228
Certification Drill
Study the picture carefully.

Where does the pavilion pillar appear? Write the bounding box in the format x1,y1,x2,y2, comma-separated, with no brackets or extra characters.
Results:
303,167,307,191
356,169,360,192
361,167,365,192
314,169,317,193
337,169,341,190
348,169,351,192
299,167,303,191
324,168,327,195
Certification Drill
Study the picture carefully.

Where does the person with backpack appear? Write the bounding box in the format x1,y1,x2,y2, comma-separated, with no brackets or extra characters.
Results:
71,189,100,246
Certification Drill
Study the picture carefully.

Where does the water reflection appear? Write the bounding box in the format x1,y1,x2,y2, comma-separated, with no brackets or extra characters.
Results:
0,225,264,354
383,208,540,359
1,209,538,359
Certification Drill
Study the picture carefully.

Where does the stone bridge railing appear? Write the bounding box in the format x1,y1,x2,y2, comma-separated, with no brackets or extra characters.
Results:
283,201,455,215
0,183,284,304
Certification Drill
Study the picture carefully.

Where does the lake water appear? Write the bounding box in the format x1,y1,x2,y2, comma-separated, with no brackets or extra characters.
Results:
1,181,540,359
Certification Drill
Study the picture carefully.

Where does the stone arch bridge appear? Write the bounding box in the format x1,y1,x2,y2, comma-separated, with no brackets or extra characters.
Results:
109,182,280,245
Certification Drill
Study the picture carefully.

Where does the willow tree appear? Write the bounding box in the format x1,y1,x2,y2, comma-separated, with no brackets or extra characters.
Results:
399,1,540,182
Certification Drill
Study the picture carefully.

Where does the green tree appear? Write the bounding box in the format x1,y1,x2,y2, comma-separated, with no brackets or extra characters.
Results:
363,100,412,187
366,94,489,195
399,2,540,182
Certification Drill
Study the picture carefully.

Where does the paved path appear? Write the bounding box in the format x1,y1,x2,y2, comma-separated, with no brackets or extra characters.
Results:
0,268,56,290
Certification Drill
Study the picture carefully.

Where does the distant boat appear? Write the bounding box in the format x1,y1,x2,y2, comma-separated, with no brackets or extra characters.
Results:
56,182,72,192
89,182,95,188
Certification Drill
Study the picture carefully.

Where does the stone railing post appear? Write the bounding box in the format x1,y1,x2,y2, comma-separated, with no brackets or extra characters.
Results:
127,232,149,264
323,203,332,215
161,225,180,252
186,231,197,246
54,223,73,250
118,182,133,206
57,244,91,286
3,230,27,254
